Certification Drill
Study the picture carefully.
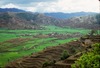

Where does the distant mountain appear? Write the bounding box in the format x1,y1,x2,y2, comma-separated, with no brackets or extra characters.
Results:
0,12,62,29
0,8,97,19
0,8,25,12
44,12,97,19
0,12,99,29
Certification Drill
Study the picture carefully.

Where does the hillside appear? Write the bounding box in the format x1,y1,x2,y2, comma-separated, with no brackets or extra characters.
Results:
0,26,90,67
5,35,100,68
0,12,64,29
60,14,100,29
0,12,100,29
0,12,42,29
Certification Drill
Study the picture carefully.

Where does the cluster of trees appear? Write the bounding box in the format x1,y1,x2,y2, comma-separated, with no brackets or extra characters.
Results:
72,43,100,68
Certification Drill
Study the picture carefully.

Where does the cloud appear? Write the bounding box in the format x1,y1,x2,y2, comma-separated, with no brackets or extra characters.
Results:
0,0,58,4
26,0,99,13
1,3,20,8
0,0,99,13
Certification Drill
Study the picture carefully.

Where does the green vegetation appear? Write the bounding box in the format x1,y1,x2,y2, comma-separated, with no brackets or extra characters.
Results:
42,61,50,67
0,26,90,67
61,50,69,60
72,43,100,68
0,13,12,20
16,13,36,21
42,60,56,67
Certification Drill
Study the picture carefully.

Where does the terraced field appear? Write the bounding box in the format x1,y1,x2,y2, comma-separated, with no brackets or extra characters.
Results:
5,40,83,68
0,26,90,67
6,35,100,68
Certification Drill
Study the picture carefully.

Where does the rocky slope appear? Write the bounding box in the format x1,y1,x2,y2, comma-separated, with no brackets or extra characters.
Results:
0,12,100,29
60,15,100,29
0,12,64,29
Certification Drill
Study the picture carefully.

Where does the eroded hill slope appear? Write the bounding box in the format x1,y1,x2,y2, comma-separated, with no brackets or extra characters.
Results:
0,12,100,29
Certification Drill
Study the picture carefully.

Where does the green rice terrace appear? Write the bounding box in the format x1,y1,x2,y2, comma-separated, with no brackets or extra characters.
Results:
0,26,91,67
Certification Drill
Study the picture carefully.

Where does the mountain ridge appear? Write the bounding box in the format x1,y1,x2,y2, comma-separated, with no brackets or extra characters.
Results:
0,8,97,19
0,12,100,29
0,8,25,12
44,12,97,19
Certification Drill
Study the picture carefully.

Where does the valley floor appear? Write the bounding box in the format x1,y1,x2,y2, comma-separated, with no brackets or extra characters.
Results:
0,26,98,67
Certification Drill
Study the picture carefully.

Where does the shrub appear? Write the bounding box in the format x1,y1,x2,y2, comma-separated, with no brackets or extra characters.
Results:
61,50,69,60
92,43,100,54
70,46,76,53
71,43,100,68
42,60,56,67
42,62,49,67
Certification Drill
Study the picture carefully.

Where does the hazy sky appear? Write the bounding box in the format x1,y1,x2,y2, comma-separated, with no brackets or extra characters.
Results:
0,0,99,13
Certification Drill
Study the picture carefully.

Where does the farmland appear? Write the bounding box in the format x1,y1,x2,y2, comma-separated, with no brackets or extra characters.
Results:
0,26,90,67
